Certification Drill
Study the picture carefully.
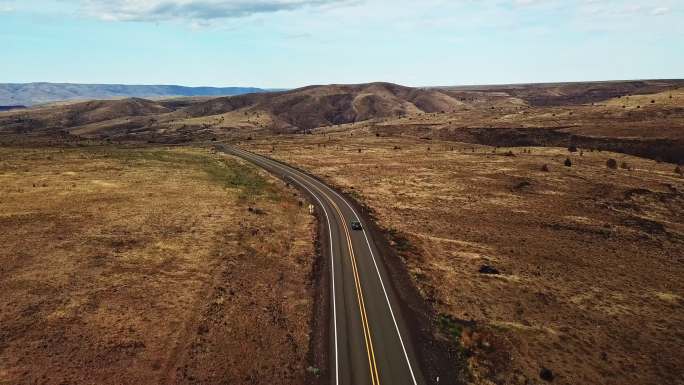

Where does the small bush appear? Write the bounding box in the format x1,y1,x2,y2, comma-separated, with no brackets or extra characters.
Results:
568,145,578,153
606,159,618,169
541,164,550,172
676,166,683,175
438,314,464,342
306,366,321,376
564,158,572,167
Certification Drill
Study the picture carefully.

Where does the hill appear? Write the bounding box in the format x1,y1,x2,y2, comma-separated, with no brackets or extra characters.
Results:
179,82,471,132
0,82,270,107
1,80,683,162
442,79,684,106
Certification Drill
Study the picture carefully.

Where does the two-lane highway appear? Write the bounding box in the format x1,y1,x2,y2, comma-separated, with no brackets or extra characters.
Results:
217,145,425,385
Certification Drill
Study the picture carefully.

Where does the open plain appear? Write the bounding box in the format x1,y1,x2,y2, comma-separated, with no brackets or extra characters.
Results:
243,133,684,385
0,146,316,384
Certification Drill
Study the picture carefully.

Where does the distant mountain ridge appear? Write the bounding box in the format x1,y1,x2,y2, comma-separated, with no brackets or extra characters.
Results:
0,82,271,106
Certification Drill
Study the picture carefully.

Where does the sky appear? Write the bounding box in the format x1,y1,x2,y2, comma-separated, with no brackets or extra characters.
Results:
1,0,682,88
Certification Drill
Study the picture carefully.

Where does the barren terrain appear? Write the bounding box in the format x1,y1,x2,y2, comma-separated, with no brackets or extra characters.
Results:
1,79,683,385
243,134,684,385
2,80,682,163
0,146,316,384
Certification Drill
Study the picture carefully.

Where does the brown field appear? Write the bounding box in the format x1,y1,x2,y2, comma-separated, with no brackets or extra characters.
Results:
0,146,316,384
243,134,684,385
2,79,684,385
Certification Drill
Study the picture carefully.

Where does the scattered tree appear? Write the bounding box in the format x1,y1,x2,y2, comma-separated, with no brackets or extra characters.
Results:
606,158,618,169
564,158,572,167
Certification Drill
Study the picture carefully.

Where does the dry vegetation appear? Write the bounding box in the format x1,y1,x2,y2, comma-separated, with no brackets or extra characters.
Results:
243,134,684,385
2,79,683,385
0,146,316,384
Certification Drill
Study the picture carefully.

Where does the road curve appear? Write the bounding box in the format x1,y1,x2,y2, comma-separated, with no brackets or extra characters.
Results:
217,145,426,385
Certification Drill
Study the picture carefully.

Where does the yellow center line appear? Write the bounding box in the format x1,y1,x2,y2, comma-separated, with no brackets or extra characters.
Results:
233,148,381,385
321,189,381,385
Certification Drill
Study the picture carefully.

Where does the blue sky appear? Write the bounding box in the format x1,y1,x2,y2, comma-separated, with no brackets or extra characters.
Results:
1,0,682,88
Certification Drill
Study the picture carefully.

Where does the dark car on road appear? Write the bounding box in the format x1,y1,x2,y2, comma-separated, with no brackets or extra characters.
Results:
351,220,363,230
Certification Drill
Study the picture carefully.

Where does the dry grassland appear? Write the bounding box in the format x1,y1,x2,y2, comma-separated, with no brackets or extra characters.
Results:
0,146,315,384
244,134,684,385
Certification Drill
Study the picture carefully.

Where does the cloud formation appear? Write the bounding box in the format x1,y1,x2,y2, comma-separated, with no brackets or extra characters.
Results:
651,6,669,15
83,0,352,22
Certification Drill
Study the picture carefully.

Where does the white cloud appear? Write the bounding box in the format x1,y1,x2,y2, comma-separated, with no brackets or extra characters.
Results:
651,7,669,15
81,0,355,22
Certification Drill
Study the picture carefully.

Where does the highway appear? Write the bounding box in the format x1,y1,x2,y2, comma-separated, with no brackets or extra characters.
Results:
217,145,426,385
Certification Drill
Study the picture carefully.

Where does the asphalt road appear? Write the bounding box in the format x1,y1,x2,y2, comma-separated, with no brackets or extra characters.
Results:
218,145,426,385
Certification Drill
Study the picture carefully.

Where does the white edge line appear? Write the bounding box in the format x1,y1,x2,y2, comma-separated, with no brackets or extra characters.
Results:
324,187,419,385
229,148,340,385
236,147,418,385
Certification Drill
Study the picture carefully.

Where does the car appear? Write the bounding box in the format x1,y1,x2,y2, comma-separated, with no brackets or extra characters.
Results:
350,220,363,230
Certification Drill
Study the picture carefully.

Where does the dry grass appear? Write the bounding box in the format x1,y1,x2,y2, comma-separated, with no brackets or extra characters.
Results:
0,145,316,385
244,134,684,385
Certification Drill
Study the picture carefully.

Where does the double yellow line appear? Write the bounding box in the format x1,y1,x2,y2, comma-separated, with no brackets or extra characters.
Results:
232,147,381,385
325,194,380,385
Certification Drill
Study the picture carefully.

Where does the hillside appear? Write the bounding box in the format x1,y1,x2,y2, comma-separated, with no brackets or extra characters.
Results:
177,82,473,132
443,79,684,106
2,80,683,163
0,82,269,107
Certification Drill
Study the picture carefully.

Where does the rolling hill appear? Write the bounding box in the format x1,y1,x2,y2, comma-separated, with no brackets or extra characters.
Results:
179,82,471,131
2,80,683,162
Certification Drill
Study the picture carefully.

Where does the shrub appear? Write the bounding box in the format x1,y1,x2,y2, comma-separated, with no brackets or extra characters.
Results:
306,366,321,376
620,161,630,170
676,166,683,175
564,158,572,167
541,164,550,172
568,145,578,153
606,159,618,169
